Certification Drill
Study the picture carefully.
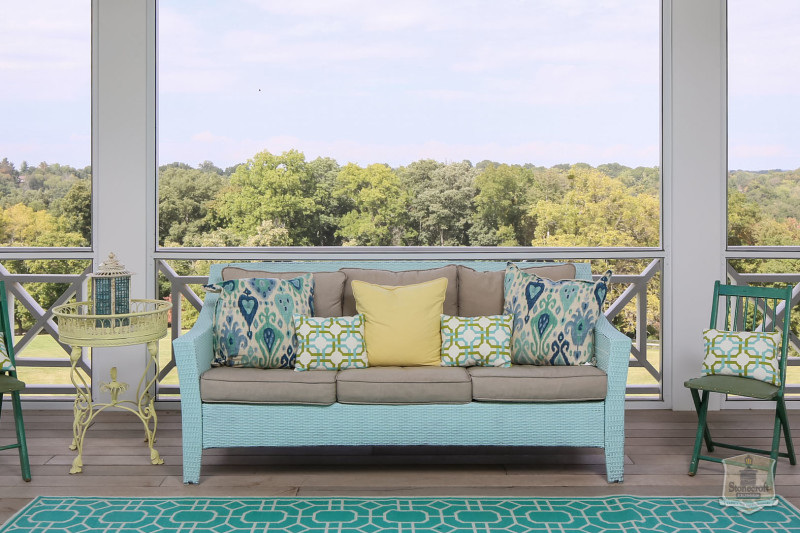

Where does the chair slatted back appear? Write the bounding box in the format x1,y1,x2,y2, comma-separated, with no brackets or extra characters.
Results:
0,280,18,376
710,280,793,389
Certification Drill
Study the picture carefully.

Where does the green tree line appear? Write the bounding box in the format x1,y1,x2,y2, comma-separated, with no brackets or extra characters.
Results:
157,150,662,249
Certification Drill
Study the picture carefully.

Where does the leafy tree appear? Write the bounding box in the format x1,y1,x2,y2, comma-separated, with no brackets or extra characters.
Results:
413,161,475,246
244,220,290,247
212,150,318,245
0,203,85,331
727,189,762,246
471,163,536,246
618,166,660,196
533,167,659,247
181,228,244,247
0,158,18,183
397,159,445,244
597,162,628,178
198,160,224,175
57,180,92,245
334,163,410,246
159,166,226,246
308,157,343,246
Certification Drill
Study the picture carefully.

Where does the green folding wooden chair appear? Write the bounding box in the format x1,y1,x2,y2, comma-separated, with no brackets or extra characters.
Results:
0,280,31,481
685,281,795,476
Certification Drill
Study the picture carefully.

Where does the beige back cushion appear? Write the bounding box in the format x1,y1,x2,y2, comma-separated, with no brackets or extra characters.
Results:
221,267,346,317
340,265,458,316
457,264,577,317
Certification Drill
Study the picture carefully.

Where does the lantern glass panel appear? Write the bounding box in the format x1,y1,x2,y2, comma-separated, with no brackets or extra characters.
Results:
93,278,112,315
115,278,130,314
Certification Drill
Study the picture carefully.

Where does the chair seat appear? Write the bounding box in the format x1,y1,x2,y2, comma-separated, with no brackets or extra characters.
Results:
684,374,779,400
0,374,25,393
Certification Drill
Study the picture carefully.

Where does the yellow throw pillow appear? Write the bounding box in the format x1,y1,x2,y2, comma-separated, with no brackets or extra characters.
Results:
352,277,448,366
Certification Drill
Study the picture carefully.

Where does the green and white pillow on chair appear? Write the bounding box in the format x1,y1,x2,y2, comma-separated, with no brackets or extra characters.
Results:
0,331,14,371
702,329,782,386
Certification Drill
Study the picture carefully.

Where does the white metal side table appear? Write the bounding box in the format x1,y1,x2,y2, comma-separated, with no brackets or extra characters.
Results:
52,299,172,474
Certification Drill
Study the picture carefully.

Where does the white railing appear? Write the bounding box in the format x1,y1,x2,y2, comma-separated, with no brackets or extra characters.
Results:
0,260,92,397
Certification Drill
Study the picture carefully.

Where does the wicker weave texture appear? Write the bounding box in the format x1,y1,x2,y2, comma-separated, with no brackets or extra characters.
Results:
202,402,605,448
595,315,632,482
179,260,625,485
172,293,217,484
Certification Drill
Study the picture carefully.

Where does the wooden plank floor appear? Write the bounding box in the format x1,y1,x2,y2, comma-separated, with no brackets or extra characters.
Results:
1,408,800,523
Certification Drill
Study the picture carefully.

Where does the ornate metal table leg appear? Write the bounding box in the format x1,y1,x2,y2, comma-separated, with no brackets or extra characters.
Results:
138,341,164,465
68,345,92,474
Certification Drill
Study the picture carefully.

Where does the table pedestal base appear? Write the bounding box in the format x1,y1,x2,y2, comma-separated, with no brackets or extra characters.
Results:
68,341,164,474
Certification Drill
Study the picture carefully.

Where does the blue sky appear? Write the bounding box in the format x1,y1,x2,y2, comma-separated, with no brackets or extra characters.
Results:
1,1,798,171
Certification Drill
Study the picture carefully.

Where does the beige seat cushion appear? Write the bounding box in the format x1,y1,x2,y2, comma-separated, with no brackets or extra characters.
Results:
337,366,471,404
340,265,458,316
457,264,577,317
468,365,607,402
221,267,346,317
201,367,337,405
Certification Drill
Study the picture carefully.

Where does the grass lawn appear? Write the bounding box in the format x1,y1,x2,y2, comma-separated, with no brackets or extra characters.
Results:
13,334,177,388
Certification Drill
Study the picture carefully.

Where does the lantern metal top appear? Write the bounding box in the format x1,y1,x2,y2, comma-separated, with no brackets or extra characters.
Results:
89,253,132,278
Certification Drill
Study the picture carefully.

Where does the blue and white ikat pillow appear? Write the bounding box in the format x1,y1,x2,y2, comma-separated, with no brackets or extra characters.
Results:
702,329,782,386
205,275,313,368
503,263,611,366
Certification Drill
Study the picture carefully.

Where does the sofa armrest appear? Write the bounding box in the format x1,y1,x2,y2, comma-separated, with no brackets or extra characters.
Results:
594,315,631,398
173,293,217,483
594,315,631,482
172,293,217,387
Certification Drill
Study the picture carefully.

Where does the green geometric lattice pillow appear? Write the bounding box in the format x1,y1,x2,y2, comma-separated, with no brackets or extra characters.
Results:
0,331,14,371
205,275,313,368
702,329,782,386
503,263,611,366
293,314,368,371
440,314,512,367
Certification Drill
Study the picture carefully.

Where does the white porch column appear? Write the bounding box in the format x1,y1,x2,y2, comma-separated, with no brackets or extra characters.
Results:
666,0,727,410
92,0,156,402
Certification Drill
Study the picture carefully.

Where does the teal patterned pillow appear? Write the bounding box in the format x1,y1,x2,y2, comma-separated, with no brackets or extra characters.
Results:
206,275,313,368
503,263,611,365
293,314,368,371
0,331,14,371
702,329,782,386
440,314,512,367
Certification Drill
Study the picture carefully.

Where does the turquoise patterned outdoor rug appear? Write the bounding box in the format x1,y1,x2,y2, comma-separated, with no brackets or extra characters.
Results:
2,496,800,532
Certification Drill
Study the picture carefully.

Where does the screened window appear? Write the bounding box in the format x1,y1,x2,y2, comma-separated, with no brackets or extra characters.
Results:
728,0,800,247
157,1,660,249
0,0,92,248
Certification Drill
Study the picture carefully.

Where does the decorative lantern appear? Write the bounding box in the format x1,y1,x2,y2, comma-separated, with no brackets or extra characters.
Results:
90,253,132,315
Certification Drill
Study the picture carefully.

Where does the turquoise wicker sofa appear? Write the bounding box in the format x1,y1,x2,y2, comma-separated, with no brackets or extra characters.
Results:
173,260,632,484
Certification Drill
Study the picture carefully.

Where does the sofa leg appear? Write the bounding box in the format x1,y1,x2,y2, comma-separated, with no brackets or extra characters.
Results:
182,445,202,484
604,445,625,483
